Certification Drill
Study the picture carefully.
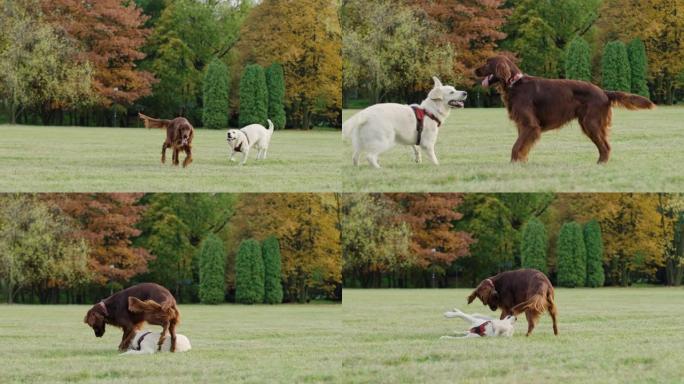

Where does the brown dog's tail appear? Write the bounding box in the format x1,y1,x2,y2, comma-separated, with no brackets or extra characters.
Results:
128,297,181,323
138,113,171,129
604,91,655,110
511,294,549,314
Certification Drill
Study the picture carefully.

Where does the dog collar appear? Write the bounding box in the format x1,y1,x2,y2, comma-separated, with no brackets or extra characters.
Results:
98,301,108,316
410,105,442,146
508,73,524,88
470,320,491,336
134,331,153,351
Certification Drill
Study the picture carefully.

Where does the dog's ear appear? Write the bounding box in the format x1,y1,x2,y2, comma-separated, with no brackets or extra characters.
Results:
495,60,512,84
467,291,478,304
128,297,163,313
432,76,443,88
428,87,443,101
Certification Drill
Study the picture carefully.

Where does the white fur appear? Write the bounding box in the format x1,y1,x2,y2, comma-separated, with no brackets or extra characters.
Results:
440,308,516,339
120,330,191,355
226,119,274,165
342,77,467,168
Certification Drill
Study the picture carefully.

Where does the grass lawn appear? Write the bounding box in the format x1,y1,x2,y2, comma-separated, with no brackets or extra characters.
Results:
340,288,684,383
0,302,341,384
0,125,341,192
342,106,684,192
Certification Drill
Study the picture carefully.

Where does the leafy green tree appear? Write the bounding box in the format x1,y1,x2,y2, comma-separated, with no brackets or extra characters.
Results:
202,58,230,129
626,38,650,98
0,0,93,124
601,41,631,92
262,236,283,304
138,206,193,298
198,234,226,304
455,195,515,286
557,221,587,287
265,63,286,129
0,195,89,304
342,0,456,104
239,64,268,127
521,217,548,274
565,36,592,82
584,219,605,287
235,239,264,304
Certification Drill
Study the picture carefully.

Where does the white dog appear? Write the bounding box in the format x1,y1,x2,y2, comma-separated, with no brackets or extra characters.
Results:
440,308,516,339
342,77,467,168
120,330,191,355
226,119,274,165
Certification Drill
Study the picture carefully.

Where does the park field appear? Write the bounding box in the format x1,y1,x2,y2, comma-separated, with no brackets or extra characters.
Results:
342,106,684,192
0,302,341,384
340,288,684,383
0,125,340,192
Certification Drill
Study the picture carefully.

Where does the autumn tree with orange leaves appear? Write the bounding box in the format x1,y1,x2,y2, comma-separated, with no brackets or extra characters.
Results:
42,0,155,111
45,194,152,288
411,0,510,84
388,193,473,287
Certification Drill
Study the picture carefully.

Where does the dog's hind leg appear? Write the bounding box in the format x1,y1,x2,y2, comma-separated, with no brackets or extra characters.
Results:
158,321,169,351
579,108,611,163
524,310,540,336
366,153,381,169
548,295,559,336
169,319,177,352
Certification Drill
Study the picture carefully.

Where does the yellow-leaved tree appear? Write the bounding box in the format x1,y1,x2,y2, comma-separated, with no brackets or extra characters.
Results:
597,0,684,104
562,193,666,285
224,193,341,302
233,0,341,129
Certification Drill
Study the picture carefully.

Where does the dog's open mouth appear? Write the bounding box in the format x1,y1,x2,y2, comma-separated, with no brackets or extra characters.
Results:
448,100,465,108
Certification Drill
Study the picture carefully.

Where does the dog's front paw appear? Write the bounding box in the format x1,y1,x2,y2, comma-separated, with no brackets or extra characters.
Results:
229,158,236,162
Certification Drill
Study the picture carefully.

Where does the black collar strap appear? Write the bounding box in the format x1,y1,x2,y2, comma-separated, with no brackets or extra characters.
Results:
470,320,491,336
135,331,153,351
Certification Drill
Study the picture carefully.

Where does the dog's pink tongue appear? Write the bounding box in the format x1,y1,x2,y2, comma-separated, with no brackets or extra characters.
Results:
481,75,490,87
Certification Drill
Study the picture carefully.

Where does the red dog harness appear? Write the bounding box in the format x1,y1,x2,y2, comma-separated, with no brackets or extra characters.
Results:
410,105,442,146
469,321,491,336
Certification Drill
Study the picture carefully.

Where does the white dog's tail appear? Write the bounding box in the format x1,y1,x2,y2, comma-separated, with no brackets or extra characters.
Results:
266,119,274,132
342,111,366,140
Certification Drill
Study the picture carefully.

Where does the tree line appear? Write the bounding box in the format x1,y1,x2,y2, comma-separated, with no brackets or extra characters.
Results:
342,193,684,288
342,0,684,107
0,193,342,304
0,0,341,129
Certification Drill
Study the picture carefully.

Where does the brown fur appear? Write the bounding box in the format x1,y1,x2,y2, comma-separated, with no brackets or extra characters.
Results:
139,113,194,167
475,56,655,163
83,283,180,352
468,269,558,336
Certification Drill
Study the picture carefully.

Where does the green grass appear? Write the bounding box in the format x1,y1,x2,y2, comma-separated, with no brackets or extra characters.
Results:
0,302,341,384
342,106,684,192
341,288,684,383
0,126,341,192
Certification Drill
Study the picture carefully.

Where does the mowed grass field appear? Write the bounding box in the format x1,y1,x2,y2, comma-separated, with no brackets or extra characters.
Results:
340,288,684,383
342,106,684,192
0,303,341,384
0,125,341,192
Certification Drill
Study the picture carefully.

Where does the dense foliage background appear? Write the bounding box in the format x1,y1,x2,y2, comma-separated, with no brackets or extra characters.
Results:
0,193,342,304
342,193,684,289
343,0,684,107
0,0,341,129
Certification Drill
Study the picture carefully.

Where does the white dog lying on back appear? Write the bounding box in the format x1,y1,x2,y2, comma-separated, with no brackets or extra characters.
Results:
226,119,274,165
342,77,467,168
440,308,516,339
120,330,191,355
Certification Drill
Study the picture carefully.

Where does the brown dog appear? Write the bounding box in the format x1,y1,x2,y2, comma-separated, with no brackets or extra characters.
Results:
139,113,194,167
467,269,558,336
475,55,654,163
84,283,181,352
